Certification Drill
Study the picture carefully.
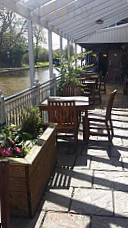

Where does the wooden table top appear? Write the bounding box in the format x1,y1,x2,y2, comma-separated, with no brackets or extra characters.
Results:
81,80,96,84
39,96,89,109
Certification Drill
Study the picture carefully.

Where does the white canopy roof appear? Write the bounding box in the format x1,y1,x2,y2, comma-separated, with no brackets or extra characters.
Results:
79,23,128,44
0,0,128,43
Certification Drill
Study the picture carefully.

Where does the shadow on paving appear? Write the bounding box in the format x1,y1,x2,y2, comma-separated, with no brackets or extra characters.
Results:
11,82,128,227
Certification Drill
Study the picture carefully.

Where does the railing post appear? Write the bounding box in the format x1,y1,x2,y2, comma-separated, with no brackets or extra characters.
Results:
0,90,6,126
34,80,41,104
53,73,57,96
50,73,56,96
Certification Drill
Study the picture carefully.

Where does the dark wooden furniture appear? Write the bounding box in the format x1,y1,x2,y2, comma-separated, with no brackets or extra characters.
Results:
38,96,89,142
83,90,117,142
48,100,78,144
0,161,10,228
80,79,96,104
63,85,81,96
39,96,89,113
99,72,108,93
94,80,102,104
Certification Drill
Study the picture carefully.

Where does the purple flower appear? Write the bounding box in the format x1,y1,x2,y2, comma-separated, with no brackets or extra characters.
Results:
1,147,13,157
8,138,15,144
14,147,21,154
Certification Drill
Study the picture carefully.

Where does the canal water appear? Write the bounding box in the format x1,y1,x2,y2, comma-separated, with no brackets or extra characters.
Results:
0,67,58,97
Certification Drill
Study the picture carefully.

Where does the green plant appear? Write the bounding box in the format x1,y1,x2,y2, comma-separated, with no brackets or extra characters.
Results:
56,51,93,95
0,124,35,157
21,106,43,138
56,56,85,95
0,107,45,158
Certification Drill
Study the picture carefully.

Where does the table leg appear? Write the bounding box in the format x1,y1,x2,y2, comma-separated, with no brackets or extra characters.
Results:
83,109,89,143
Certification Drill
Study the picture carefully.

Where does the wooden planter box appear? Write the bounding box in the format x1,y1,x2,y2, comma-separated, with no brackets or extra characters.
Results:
0,125,57,218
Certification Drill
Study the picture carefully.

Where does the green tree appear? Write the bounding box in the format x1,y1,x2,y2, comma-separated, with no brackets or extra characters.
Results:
37,47,49,62
33,25,47,63
0,6,27,67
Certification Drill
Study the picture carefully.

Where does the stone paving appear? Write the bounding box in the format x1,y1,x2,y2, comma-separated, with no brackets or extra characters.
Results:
11,83,128,228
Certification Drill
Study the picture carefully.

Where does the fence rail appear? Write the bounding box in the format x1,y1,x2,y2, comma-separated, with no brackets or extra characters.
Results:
0,75,61,126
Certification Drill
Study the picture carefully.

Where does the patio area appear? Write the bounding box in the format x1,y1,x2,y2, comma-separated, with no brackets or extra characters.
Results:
10,82,128,228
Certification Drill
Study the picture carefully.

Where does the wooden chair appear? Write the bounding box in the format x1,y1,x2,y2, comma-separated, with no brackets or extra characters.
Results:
94,80,102,104
83,90,117,142
0,161,10,228
48,100,78,144
63,85,81,96
99,72,108,93
81,80,96,105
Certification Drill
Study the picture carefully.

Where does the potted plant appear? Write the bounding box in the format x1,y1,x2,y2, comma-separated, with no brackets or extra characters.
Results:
56,52,93,96
56,56,81,96
0,107,57,218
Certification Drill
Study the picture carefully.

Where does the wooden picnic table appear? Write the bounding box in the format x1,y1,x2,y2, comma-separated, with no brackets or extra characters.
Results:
38,96,90,141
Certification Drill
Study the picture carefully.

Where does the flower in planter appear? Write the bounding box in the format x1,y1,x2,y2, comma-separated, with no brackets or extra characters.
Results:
0,147,13,157
0,125,21,157
0,107,45,158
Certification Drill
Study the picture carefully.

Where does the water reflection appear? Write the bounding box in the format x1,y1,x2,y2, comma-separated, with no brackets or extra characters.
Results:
0,67,58,97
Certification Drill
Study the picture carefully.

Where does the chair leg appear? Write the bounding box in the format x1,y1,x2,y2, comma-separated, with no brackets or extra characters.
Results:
83,116,89,143
104,84,106,94
99,93,102,104
106,122,111,141
74,129,78,145
110,119,114,136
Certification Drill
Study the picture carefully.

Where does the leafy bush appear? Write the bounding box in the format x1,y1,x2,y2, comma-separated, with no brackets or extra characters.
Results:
21,106,43,138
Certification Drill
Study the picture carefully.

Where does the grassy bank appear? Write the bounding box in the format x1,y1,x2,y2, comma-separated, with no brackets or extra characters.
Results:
0,62,49,74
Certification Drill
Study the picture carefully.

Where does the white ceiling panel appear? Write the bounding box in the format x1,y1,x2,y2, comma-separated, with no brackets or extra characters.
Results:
0,0,128,43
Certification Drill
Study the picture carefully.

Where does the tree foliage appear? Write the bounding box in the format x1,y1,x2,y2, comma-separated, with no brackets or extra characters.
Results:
0,6,27,67
33,25,47,63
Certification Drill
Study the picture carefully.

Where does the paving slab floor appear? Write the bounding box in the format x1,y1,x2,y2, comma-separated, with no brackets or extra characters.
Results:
11,82,128,228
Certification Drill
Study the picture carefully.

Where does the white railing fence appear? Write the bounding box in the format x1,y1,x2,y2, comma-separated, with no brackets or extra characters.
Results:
0,75,61,126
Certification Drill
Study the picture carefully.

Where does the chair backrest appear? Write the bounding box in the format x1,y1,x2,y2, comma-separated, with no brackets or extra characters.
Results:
106,90,117,121
63,85,81,96
48,100,77,126
0,161,10,228
80,78,87,85
101,72,108,83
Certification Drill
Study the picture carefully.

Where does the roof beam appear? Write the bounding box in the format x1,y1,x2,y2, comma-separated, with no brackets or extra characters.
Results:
40,0,76,17
49,0,127,28
75,11,128,41
61,5,128,35
45,0,96,24
0,0,74,41
0,0,30,19
24,0,51,12
0,0,44,26
78,23,128,43
48,0,128,40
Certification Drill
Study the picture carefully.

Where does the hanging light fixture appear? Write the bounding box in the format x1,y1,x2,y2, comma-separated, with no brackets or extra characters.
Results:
96,19,104,24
